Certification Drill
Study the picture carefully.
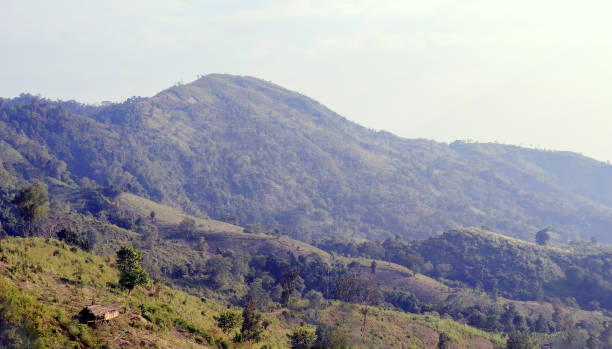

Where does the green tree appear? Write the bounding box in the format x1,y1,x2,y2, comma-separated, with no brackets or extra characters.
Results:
288,327,317,348
206,255,233,290
535,228,551,246
57,228,81,246
116,245,149,293
12,182,48,236
305,290,324,309
315,323,351,348
533,314,550,333
57,228,90,251
245,278,272,310
467,310,487,329
281,268,300,307
506,331,535,349
214,311,241,334
438,332,451,349
178,217,197,240
240,301,263,343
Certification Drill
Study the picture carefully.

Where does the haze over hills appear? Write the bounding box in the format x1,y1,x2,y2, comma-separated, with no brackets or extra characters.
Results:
1,74,612,243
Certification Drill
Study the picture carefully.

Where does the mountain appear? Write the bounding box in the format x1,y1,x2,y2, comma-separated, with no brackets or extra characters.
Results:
2,74,612,243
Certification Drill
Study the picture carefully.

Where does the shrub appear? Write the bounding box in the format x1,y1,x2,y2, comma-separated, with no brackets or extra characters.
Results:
288,326,317,348
214,311,241,334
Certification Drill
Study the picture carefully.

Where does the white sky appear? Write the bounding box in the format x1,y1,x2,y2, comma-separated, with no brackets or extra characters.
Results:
1,0,611,162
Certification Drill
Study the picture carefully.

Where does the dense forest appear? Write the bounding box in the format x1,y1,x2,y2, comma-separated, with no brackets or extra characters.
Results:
2,75,612,348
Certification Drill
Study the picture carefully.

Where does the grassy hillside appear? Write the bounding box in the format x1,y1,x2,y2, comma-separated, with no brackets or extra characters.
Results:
116,193,612,347
0,237,506,348
0,237,239,348
0,179,610,346
3,78,612,243
118,193,242,234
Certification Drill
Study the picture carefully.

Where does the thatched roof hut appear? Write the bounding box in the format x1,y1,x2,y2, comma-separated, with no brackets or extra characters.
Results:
80,303,123,323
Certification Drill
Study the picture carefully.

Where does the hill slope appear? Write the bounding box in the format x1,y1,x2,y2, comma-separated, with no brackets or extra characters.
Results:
0,237,504,348
2,75,612,242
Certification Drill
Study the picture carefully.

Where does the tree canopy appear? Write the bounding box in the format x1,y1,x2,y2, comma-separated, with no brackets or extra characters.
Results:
116,245,149,292
12,182,48,236
240,301,263,343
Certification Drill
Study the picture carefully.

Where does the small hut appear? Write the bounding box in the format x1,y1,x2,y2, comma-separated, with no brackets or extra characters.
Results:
79,303,123,324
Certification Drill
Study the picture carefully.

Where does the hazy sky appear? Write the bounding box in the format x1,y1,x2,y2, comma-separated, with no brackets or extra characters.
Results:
2,0,611,162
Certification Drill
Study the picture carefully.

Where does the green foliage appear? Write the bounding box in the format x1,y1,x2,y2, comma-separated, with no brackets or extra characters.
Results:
56,228,90,251
245,278,272,311
240,301,263,343
506,331,535,349
319,228,612,312
0,237,271,347
214,311,241,334
5,82,612,245
305,290,324,309
334,274,381,306
205,255,233,290
281,268,300,307
438,332,451,349
116,245,149,292
12,182,48,236
177,217,197,240
287,326,317,348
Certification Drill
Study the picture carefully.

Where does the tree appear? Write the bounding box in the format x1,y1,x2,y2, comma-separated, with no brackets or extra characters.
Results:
178,217,197,240
57,228,90,251
206,255,233,290
245,278,272,310
334,274,381,306
334,274,381,335
305,290,324,309
116,245,149,293
288,327,317,348
535,228,550,246
57,228,81,246
315,323,351,348
240,301,263,343
533,314,550,333
551,298,565,330
506,331,535,349
221,213,239,225
214,311,241,334
281,267,300,307
438,332,451,349
467,310,487,329
12,182,48,236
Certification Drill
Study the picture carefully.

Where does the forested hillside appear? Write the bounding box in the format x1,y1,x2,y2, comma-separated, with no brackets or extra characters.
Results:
2,74,612,244
316,228,612,311
1,237,509,348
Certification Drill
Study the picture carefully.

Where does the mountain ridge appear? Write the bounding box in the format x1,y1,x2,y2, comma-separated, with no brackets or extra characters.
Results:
2,75,612,243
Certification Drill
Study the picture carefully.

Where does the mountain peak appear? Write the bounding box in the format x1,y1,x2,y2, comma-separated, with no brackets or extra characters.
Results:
151,73,308,109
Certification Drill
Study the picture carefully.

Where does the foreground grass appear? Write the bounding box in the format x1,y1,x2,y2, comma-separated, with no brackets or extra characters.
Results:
0,237,292,348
